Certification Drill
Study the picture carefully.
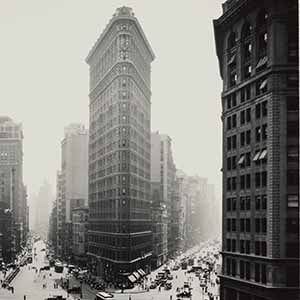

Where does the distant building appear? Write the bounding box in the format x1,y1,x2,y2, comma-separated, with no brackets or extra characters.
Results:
86,6,155,283
58,123,88,260
214,1,299,299
150,182,167,268
35,181,53,241
151,132,179,258
72,206,88,266
0,116,26,259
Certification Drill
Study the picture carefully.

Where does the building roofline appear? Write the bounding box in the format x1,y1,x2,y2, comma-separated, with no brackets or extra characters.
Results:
86,7,155,64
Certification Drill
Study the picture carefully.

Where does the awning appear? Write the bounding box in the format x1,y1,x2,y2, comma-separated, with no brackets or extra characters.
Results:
137,269,146,277
238,155,245,165
128,275,136,283
259,149,267,160
227,54,236,65
133,271,140,280
253,151,261,162
259,79,268,90
256,56,268,69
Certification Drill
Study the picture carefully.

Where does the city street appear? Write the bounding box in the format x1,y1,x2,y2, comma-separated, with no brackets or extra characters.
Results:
0,240,72,300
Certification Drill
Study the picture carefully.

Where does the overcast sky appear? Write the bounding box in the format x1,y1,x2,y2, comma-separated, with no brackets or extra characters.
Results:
0,0,224,205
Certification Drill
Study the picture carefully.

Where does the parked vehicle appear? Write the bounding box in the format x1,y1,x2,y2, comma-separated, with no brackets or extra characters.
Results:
54,262,64,273
95,291,114,299
67,285,81,294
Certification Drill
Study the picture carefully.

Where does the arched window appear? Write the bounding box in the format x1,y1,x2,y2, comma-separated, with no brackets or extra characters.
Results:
241,22,253,79
256,10,268,70
241,22,252,39
228,32,237,49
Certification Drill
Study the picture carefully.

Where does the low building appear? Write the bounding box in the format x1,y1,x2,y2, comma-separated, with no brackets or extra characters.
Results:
72,206,88,267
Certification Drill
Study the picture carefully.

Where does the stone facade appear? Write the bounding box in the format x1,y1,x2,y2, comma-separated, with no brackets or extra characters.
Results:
86,6,155,283
214,1,299,299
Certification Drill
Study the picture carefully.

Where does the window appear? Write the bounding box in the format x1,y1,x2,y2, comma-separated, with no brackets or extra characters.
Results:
255,195,261,210
227,117,232,130
240,240,245,253
262,101,268,116
240,218,245,232
226,239,231,251
262,124,267,140
232,114,237,128
240,132,245,147
245,262,250,280
287,96,299,111
256,78,268,95
232,219,236,231
246,130,251,145
227,157,232,171
244,64,252,79
240,175,245,189
287,121,299,138
232,135,237,149
255,172,261,188
255,127,261,142
246,196,251,210
288,194,299,208
246,108,251,122
287,170,299,186
232,239,236,252
255,241,260,255
261,242,267,256
262,171,267,187
227,96,232,109
232,177,237,190
240,111,245,125
240,260,245,279
230,72,238,86
241,85,251,102
228,32,237,49
232,156,236,170
255,218,261,233
246,174,251,189
262,195,267,209
255,263,260,282
227,137,232,151
240,197,245,211
255,103,261,119
227,218,231,231
262,218,267,233
287,218,299,234
238,154,245,168
287,146,299,163
227,178,231,191
246,219,250,233
227,198,232,211
232,197,237,211
261,264,267,284
287,74,298,87
244,42,252,59
245,240,250,253
226,258,231,275
245,152,251,167
232,259,236,277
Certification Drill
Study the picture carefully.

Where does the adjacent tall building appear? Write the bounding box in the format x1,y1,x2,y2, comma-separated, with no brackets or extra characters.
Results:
56,123,88,260
86,7,155,283
150,132,180,259
0,116,27,261
214,1,299,299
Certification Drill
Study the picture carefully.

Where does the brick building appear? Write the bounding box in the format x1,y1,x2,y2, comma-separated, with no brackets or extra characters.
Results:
214,0,299,299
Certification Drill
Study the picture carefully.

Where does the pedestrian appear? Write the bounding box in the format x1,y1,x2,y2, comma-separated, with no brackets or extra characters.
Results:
129,295,132,300
24,295,26,300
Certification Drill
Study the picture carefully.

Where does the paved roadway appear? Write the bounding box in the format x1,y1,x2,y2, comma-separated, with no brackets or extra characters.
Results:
0,241,220,300
0,240,74,300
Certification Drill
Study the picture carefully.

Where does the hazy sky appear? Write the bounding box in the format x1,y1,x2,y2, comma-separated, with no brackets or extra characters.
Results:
0,0,224,203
